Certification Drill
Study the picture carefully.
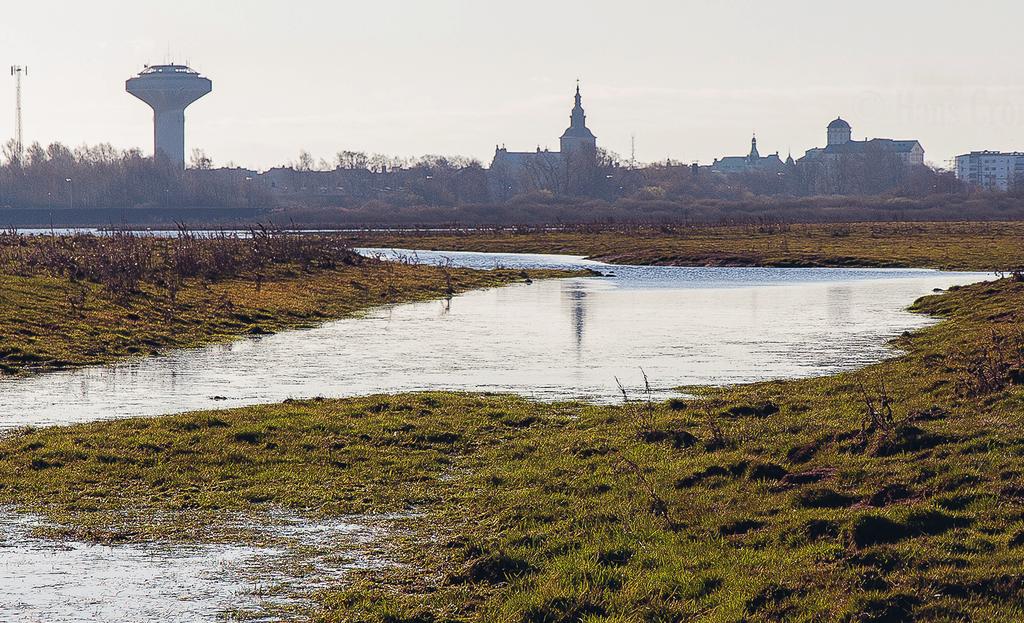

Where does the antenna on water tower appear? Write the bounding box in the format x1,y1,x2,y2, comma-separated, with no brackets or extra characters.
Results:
10,65,27,158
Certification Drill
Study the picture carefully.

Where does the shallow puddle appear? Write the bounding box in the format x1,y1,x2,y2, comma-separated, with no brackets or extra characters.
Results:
0,509,398,622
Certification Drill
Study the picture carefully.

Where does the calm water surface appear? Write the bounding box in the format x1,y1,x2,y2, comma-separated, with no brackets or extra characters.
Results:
0,250,990,430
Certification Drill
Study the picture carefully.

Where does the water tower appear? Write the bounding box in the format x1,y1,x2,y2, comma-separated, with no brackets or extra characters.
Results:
126,64,212,167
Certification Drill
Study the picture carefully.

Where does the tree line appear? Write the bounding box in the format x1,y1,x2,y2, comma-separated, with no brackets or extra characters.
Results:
0,139,995,215
268,146,969,207
0,140,273,210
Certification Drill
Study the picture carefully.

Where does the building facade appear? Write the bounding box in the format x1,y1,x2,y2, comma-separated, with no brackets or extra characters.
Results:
800,117,925,166
711,135,786,174
955,151,1024,192
490,85,598,197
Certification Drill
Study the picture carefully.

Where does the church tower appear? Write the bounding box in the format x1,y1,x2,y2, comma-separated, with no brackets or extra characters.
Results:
560,83,597,158
748,134,760,161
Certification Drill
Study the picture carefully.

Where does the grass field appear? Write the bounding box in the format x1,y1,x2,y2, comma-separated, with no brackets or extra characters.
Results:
340,221,1024,271
4,272,1024,621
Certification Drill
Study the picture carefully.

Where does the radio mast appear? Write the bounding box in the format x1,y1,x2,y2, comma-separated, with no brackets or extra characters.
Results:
10,66,27,158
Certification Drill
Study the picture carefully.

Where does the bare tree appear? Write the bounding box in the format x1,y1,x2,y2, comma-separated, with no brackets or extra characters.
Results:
190,149,213,170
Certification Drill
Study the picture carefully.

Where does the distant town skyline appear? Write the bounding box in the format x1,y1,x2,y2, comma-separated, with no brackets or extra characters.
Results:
2,0,1023,170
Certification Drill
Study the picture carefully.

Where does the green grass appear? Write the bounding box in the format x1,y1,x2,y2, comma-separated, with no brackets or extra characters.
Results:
340,221,1024,271
4,275,1024,621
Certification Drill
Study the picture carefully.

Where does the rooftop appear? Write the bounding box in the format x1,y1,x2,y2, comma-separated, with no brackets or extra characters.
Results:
813,138,922,156
560,125,596,140
956,151,1024,157
135,64,204,77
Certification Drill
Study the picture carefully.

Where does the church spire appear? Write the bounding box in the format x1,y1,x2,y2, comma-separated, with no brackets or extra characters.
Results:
570,81,586,129
749,134,760,160
560,80,597,155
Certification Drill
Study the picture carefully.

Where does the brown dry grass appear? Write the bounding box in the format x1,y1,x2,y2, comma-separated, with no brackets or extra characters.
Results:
339,221,1024,271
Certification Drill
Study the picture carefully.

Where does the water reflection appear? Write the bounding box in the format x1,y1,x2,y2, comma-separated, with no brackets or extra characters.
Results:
0,251,991,430
562,281,588,356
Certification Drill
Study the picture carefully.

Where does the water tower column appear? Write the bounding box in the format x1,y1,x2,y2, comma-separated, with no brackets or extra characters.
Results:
154,108,187,165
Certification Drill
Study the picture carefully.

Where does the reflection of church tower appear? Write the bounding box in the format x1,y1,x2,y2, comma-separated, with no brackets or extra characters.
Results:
559,83,597,159
561,282,588,356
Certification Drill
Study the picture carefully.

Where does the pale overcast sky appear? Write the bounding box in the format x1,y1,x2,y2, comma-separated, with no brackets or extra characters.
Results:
1,0,1021,169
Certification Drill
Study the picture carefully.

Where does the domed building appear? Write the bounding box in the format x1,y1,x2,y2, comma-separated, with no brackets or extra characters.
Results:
827,117,852,146
802,117,924,166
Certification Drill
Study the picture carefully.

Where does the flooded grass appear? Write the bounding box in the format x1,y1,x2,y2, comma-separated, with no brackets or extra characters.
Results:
0,507,406,622
5,276,1024,620
3,232,1024,621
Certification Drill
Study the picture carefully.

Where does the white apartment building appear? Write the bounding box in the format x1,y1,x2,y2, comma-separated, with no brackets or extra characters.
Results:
955,151,1024,192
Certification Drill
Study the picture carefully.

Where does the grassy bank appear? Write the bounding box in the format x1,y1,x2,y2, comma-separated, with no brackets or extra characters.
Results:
3,274,1024,621
0,232,579,374
340,221,1024,271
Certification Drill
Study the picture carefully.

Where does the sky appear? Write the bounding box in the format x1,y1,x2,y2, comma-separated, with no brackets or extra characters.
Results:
1,0,1022,170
